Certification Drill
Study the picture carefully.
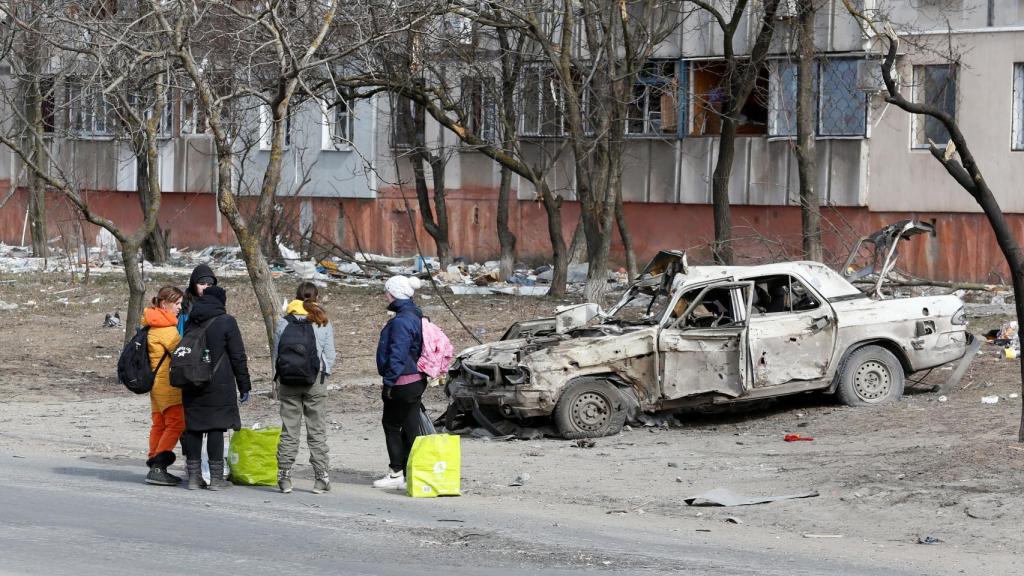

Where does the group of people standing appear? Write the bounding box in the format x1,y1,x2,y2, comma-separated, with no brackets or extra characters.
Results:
140,264,430,494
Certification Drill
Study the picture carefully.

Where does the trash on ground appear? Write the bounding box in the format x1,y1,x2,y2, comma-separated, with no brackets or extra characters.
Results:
509,472,530,487
684,488,819,507
103,312,121,327
917,535,942,545
784,434,814,442
981,395,1000,404
802,534,844,539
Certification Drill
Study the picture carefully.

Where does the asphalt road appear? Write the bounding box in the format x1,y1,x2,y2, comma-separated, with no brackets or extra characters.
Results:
0,453,942,576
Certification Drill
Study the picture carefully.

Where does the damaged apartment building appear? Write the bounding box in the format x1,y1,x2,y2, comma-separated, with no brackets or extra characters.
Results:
1,0,1023,283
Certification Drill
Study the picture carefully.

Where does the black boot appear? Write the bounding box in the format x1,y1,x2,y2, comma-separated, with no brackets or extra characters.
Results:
186,459,202,490
207,460,230,490
146,451,181,486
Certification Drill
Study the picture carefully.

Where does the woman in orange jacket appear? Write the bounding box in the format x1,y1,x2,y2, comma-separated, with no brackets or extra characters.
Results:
144,286,185,486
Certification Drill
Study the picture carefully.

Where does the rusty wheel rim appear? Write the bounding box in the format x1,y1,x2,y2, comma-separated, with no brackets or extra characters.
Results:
853,360,892,403
570,391,610,431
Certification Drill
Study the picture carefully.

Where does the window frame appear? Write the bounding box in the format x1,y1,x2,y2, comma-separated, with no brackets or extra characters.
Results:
519,65,564,138
625,60,681,138
1012,62,1024,152
66,79,115,139
767,57,867,140
259,102,292,151
320,94,353,151
911,63,957,150
460,76,498,145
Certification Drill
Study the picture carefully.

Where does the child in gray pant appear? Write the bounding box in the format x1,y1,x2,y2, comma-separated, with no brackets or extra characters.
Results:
272,282,337,494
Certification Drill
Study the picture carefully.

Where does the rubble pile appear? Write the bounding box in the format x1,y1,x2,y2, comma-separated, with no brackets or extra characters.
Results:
2,240,631,297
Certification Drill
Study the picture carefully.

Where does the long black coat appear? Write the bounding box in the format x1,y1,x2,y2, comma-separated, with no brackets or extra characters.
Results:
181,294,251,432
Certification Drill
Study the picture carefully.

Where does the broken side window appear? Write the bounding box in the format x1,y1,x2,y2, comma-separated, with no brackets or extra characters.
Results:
912,64,957,148
750,275,820,315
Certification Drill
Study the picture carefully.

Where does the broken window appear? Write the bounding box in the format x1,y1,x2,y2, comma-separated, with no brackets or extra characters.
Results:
259,102,292,150
66,79,114,138
750,275,820,315
40,77,56,134
321,92,352,149
520,66,563,137
680,285,743,329
768,58,865,138
626,61,679,136
912,64,957,148
461,76,497,143
1013,63,1024,151
180,89,208,135
690,61,768,136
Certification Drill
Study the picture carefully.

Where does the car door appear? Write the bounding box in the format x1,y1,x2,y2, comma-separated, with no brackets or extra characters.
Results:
746,274,837,388
657,281,754,401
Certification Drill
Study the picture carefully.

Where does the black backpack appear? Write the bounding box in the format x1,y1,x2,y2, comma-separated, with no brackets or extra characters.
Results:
170,317,223,391
117,327,169,395
275,315,320,386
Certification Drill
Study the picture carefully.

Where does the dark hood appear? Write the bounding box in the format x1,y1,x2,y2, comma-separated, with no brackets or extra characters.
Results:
188,263,218,297
387,298,422,318
189,293,227,324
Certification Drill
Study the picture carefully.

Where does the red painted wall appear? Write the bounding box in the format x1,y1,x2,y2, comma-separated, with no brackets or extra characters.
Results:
0,185,1018,285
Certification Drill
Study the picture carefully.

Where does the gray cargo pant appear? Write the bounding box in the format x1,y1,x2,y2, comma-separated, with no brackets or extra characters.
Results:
276,378,330,473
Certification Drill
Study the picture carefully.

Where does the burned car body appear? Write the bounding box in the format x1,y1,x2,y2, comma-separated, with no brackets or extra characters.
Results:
446,223,972,439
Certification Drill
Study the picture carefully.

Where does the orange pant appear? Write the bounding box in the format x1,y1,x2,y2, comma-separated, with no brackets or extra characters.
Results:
148,404,185,459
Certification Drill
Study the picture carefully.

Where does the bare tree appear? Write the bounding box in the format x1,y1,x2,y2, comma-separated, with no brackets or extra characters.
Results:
689,0,783,265
843,6,1024,440
0,2,170,342
794,0,821,261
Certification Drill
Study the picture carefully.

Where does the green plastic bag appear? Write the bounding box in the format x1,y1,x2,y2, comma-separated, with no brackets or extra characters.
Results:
406,434,461,498
228,427,281,486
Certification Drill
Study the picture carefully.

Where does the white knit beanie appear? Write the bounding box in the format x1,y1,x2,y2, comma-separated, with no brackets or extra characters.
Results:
385,275,422,300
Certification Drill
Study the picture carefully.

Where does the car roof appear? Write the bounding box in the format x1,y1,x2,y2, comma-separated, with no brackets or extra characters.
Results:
677,261,863,299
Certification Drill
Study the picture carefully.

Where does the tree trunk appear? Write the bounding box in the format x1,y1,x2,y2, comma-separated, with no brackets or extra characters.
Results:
238,232,282,351
538,183,567,297
136,152,169,264
712,114,738,265
23,45,47,258
120,243,146,348
404,97,451,269
1012,270,1024,442
568,219,587,265
796,0,822,262
497,165,517,280
615,192,638,282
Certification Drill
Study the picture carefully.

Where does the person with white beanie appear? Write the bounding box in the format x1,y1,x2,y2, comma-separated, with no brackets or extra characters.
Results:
372,275,426,490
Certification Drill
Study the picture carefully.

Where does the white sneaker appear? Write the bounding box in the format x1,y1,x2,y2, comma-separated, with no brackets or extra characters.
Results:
372,470,405,489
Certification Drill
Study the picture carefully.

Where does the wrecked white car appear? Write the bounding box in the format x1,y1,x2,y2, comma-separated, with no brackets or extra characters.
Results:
445,221,974,439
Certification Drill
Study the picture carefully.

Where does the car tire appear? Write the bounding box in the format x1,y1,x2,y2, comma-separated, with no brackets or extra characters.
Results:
553,379,627,439
836,345,905,406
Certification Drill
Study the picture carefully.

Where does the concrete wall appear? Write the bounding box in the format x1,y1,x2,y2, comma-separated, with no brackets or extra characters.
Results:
865,30,1024,213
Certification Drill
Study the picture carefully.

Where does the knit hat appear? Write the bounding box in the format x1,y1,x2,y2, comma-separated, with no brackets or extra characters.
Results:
204,285,227,306
385,276,422,300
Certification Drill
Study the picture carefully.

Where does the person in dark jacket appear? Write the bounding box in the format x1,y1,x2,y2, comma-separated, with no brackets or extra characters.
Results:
178,263,217,335
181,285,251,490
372,276,425,491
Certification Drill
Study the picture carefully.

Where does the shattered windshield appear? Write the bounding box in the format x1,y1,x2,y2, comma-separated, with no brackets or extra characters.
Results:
609,287,675,324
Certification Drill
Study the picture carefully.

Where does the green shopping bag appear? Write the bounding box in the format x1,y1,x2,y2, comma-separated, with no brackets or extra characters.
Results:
406,434,461,498
228,427,281,486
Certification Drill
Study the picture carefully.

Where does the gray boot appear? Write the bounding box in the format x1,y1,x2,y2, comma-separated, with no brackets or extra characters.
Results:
312,468,331,494
185,460,202,491
206,460,230,490
278,468,292,494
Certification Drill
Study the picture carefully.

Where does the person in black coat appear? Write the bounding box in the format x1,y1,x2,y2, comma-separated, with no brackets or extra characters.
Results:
181,285,251,490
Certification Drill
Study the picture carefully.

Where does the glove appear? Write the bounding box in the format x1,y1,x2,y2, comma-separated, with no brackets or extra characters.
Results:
239,391,250,403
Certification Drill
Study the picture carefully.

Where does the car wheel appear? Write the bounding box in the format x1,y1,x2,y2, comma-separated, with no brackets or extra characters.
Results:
836,345,905,406
553,379,627,439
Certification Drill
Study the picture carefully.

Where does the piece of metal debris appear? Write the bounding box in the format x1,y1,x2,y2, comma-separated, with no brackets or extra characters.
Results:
917,535,941,545
509,472,530,487
803,534,844,539
684,488,819,507
724,516,743,524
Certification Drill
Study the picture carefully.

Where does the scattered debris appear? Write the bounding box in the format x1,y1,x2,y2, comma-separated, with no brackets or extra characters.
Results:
684,488,819,507
509,472,530,487
724,516,743,524
803,534,844,539
917,535,942,545
938,395,948,402
981,395,1000,404
0,300,18,311
784,434,814,442
103,312,121,328
574,438,596,449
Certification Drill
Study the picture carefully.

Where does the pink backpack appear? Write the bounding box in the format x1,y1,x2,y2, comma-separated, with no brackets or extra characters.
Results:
418,318,454,379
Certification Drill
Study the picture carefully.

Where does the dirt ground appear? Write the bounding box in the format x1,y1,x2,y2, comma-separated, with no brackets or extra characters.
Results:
1,270,1022,571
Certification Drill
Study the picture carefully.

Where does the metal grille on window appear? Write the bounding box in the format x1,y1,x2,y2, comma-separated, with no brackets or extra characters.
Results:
818,59,866,137
1012,63,1024,151
913,65,956,148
